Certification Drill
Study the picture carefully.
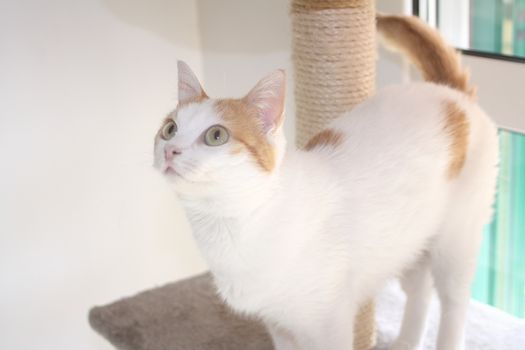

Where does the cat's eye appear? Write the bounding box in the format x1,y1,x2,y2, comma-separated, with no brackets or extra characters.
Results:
204,125,229,146
161,121,177,140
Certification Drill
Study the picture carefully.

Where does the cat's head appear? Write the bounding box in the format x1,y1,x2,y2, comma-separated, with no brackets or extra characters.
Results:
154,61,286,199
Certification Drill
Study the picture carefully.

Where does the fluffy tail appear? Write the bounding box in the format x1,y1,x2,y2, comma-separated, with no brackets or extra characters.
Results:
376,14,475,97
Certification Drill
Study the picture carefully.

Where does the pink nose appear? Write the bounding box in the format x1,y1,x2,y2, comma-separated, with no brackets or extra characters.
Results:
164,145,182,161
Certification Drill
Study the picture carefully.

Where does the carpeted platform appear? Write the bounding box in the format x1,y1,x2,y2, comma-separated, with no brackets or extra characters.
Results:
89,273,272,350
90,275,525,350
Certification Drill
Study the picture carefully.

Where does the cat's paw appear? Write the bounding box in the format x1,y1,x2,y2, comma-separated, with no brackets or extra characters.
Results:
389,339,419,350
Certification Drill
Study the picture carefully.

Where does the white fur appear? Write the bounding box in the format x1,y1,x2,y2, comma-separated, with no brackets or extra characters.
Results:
154,82,498,350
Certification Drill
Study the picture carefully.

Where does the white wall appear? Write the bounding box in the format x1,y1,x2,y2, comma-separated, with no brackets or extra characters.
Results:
0,1,408,349
0,1,207,349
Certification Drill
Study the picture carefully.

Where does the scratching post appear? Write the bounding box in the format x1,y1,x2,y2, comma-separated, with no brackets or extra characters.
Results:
291,0,377,348
292,0,376,147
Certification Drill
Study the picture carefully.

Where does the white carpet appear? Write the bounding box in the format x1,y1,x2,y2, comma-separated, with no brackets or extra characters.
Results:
374,282,525,349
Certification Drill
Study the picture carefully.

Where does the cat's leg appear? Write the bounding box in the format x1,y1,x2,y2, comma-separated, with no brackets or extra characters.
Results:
266,323,298,350
430,224,483,350
294,300,356,350
390,257,433,350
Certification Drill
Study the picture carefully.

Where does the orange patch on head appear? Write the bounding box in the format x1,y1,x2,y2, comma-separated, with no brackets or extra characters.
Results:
443,101,469,179
155,95,209,139
304,129,345,151
215,99,276,172
177,94,208,109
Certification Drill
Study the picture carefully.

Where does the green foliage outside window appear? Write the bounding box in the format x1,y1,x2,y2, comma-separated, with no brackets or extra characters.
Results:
417,0,525,317
473,130,525,318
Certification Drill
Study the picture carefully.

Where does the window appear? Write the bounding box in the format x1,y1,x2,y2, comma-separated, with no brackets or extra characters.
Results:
415,0,525,318
473,130,525,318
415,0,525,60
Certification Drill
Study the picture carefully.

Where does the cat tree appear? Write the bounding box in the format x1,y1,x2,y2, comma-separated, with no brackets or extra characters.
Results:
89,1,376,349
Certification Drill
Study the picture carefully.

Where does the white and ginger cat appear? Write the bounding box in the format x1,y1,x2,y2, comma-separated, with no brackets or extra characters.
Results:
154,15,498,350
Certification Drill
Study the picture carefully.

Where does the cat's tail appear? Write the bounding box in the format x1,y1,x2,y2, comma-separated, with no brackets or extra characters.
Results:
376,14,475,97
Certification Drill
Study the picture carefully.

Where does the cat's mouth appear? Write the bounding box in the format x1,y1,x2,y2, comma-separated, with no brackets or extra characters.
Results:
163,164,181,177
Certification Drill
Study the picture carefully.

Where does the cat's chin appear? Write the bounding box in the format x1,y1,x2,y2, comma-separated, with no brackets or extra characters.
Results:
162,167,201,193
163,166,179,177
162,165,186,185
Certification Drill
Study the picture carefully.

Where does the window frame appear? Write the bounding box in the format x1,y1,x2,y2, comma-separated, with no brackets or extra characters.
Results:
412,0,525,64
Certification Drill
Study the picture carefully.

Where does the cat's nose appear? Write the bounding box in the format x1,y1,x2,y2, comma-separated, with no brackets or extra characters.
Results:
164,145,182,161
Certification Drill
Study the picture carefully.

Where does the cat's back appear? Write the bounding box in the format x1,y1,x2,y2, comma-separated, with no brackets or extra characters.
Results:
306,81,497,257
322,82,495,183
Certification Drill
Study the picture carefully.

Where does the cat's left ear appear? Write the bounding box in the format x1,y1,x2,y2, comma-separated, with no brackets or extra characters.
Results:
244,70,286,134
178,60,208,104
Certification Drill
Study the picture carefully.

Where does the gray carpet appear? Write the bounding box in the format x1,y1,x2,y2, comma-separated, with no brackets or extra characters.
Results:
89,273,273,350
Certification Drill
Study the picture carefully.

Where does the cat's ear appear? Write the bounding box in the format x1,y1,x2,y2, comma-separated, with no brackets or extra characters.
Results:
244,70,286,134
177,60,207,104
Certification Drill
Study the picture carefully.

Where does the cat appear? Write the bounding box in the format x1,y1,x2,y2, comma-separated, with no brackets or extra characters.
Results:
153,14,499,350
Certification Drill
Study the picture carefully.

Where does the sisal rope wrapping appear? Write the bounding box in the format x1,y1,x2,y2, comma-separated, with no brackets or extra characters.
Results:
291,0,376,349
292,0,376,148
